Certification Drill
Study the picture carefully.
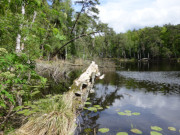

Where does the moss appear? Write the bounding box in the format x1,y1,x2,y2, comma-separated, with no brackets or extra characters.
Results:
70,82,81,92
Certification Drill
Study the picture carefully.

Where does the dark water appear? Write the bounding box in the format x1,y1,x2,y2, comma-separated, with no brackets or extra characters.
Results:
75,62,180,135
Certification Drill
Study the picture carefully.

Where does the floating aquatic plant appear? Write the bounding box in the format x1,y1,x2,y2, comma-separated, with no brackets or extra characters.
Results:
84,128,92,133
130,129,142,134
93,105,100,108
118,110,140,116
98,128,109,133
106,106,110,108
151,126,163,131
118,112,126,115
132,112,140,115
85,102,91,105
125,110,131,113
87,107,97,112
116,132,128,135
168,127,176,131
150,131,162,135
97,107,103,110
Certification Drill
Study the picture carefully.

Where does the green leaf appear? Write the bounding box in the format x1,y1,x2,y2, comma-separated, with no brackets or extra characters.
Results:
31,90,40,96
151,126,163,131
93,105,100,108
55,34,66,41
130,129,142,134
126,112,132,116
150,131,162,135
116,132,128,135
84,128,92,133
34,0,41,6
44,44,51,51
85,102,91,105
87,107,97,112
98,128,109,133
125,110,131,113
106,106,110,108
14,106,23,111
132,112,141,116
118,112,126,115
168,127,176,131
0,102,6,108
97,107,103,110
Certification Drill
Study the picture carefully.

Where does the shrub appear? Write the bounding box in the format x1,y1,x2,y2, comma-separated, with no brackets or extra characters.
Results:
0,48,47,129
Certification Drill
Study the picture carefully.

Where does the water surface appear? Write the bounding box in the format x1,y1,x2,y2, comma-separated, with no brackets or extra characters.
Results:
75,62,180,135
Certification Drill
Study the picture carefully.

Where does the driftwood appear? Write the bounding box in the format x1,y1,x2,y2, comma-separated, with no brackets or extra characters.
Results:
70,61,101,109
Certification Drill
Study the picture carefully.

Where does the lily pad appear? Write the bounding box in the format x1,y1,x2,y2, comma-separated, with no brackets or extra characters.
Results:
151,126,163,131
116,132,128,135
83,107,88,110
168,127,176,131
88,107,97,112
97,107,103,110
84,128,92,133
130,129,142,134
132,112,141,116
98,128,109,133
150,131,162,135
125,110,131,113
106,106,110,108
93,105,100,108
118,112,126,115
85,102,91,105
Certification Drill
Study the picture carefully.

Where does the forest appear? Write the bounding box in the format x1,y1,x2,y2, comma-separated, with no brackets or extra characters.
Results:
0,0,180,134
0,0,180,60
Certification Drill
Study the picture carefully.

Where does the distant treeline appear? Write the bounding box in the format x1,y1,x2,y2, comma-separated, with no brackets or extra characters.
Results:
0,0,179,60
93,24,180,60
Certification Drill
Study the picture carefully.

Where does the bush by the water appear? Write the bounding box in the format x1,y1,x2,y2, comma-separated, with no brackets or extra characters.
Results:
0,48,47,132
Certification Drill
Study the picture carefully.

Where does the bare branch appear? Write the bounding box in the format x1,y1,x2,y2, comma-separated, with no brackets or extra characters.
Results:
52,31,99,57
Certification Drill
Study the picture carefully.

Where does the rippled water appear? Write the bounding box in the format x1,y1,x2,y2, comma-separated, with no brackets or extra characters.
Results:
75,62,180,135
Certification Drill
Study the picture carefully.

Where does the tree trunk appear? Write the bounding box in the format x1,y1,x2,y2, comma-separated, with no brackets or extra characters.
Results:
16,2,25,53
148,52,150,59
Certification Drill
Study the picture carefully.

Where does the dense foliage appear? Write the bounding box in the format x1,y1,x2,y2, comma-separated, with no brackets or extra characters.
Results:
0,48,47,131
93,24,180,59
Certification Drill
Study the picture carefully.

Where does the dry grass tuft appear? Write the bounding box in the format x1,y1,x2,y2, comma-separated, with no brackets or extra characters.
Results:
35,60,72,82
13,92,76,135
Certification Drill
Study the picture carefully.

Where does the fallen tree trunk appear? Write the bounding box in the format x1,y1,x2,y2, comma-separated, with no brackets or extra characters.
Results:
70,61,101,109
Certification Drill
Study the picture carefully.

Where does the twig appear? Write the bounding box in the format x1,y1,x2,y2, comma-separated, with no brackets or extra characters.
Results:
0,105,14,126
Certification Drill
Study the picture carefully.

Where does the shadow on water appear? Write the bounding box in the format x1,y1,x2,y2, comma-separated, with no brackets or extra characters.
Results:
75,62,180,135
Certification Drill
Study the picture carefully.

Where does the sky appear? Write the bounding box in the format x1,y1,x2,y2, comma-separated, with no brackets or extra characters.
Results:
72,0,180,33
97,0,180,33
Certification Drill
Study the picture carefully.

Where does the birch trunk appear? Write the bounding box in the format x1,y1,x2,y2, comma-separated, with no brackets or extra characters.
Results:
21,11,37,51
16,2,25,53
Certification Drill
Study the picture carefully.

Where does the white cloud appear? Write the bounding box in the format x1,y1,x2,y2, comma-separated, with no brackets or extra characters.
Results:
98,0,180,33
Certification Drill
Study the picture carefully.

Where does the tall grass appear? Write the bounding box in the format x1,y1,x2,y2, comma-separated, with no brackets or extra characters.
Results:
13,93,76,135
